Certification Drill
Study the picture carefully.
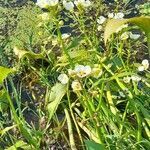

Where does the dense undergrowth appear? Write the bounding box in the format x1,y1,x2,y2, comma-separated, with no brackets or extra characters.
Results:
0,0,150,149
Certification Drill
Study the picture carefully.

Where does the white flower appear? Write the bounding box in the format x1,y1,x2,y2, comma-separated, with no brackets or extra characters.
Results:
108,12,114,18
131,75,141,82
39,13,49,21
71,80,82,91
142,59,149,70
36,0,58,8
62,33,71,39
138,66,145,72
123,77,131,83
68,69,76,77
75,65,91,78
97,25,102,31
63,1,74,11
119,91,126,98
58,74,69,84
92,68,102,78
114,12,124,19
74,0,91,8
116,24,128,33
97,16,106,24
129,32,140,40
49,0,59,6
120,32,129,40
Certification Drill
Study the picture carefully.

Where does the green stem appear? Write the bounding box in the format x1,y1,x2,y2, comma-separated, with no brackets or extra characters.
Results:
135,109,142,142
56,23,74,67
119,101,130,135
64,108,77,150
147,33,150,58
83,91,104,144
67,87,84,148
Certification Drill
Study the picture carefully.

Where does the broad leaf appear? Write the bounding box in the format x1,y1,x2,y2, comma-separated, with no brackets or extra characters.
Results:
47,83,67,121
104,16,150,56
104,16,150,47
85,140,104,150
0,66,14,84
0,124,17,137
13,46,45,60
0,89,9,112
5,140,32,150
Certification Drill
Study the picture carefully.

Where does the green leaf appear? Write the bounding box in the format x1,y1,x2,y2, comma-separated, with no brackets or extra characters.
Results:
47,83,67,121
104,17,150,55
5,140,32,150
0,89,9,112
13,46,45,60
66,37,82,51
85,140,105,150
104,19,127,45
0,125,17,137
0,66,14,84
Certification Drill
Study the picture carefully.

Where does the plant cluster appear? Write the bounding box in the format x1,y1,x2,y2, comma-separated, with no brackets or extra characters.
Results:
0,0,150,149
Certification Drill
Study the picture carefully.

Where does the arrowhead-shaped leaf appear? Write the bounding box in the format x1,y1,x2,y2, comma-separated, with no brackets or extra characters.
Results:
104,16,150,45
13,46,45,60
47,83,67,121
0,66,14,84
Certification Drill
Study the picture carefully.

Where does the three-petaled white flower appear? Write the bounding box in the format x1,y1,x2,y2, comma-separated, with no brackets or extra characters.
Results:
108,12,114,18
71,80,82,91
36,0,58,8
62,33,71,39
131,75,141,82
74,0,91,8
75,65,91,78
120,32,129,40
114,12,124,19
58,74,69,84
91,68,103,78
97,16,106,24
39,13,49,21
142,59,149,70
123,76,131,83
63,1,74,11
138,59,149,72
129,32,140,40
138,66,145,72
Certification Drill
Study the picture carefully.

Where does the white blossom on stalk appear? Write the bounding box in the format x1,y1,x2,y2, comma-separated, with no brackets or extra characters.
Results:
120,32,129,40
129,32,140,40
123,77,131,83
74,0,91,8
71,80,82,91
114,12,124,19
39,12,49,21
58,74,69,84
68,69,76,77
62,33,71,39
108,12,114,18
75,65,91,78
91,68,103,78
119,91,126,98
138,66,145,72
97,16,106,24
36,0,58,8
63,1,74,11
142,59,149,70
97,25,102,31
131,75,141,82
